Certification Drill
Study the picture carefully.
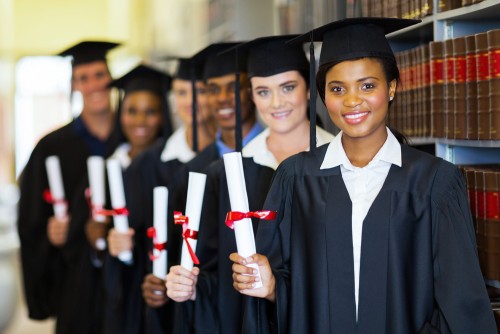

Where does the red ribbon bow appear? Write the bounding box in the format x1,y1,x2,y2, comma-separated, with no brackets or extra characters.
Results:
147,227,167,261
174,211,200,265
225,210,277,229
43,189,67,206
84,187,128,217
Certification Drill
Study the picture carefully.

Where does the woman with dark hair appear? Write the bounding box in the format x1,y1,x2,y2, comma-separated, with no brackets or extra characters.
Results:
231,18,496,333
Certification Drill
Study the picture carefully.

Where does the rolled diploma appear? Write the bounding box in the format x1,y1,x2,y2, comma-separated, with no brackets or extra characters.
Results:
87,156,107,250
106,158,133,262
45,156,67,220
180,172,206,271
223,152,262,288
153,186,168,278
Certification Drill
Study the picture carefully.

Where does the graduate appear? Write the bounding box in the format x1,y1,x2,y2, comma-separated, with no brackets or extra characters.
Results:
107,57,215,334
165,35,333,334
71,64,172,334
54,63,170,334
230,18,498,333
16,41,119,331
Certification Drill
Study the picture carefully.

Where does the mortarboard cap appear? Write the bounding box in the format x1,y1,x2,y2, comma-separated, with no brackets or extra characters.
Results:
192,42,245,80
288,17,420,67
175,57,204,81
109,64,172,96
57,41,120,67
226,35,309,78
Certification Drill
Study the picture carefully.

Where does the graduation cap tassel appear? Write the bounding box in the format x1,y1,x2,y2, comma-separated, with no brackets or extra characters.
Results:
162,79,174,138
190,68,198,153
309,33,317,153
235,48,243,153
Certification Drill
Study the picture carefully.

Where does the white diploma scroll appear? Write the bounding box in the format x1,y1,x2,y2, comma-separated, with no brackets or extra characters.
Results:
106,158,133,263
180,172,206,271
45,156,68,220
87,156,107,250
153,186,168,279
223,152,262,288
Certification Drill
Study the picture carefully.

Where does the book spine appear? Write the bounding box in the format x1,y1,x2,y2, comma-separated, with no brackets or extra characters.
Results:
476,32,490,139
488,29,500,139
465,35,478,140
453,37,467,139
444,39,455,138
430,41,445,138
422,44,432,137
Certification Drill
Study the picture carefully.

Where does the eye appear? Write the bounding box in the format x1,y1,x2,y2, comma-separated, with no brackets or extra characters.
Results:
207,85,220,95
361,82,376,90
255,89,270,97
175,89,187,97
125,107,136,115
328,85,343,93
146,108,159,116
282,84,296,93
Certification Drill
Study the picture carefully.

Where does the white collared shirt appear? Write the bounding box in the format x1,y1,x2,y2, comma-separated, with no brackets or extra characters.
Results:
320,128,402,318
160,126,196,163
109,143,132,169
242,126,334,170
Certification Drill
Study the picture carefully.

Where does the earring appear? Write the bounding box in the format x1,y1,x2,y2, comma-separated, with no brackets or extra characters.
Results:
389,96,394,101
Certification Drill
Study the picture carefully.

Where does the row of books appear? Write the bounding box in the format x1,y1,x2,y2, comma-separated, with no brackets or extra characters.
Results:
460,165,500,282
350,0,483,19
389,28,500,140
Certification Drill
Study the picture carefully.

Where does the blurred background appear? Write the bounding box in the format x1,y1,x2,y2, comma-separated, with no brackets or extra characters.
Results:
0,0,344,332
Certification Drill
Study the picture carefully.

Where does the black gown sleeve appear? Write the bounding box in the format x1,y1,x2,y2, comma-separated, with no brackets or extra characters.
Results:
430,161,497,333
17,142,65,319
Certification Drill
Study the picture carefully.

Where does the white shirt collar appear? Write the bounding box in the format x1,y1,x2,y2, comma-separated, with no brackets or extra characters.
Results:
242,126,335,170
109,143,132,169
320,127,402,170
160,126,196,163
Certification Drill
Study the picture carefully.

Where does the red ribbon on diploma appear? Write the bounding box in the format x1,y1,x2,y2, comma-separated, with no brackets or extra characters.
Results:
84,188,128,217
174,211,200,265
43,189,67,206
147,227,167,261
225,210,277,229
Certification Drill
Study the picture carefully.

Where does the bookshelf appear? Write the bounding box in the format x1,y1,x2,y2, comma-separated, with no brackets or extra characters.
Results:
385,0,500,294
386,0,500,165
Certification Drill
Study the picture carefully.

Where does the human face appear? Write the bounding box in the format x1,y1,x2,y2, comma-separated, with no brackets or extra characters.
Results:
120,91,163,151
324,58,396,144
251,70,308,135
172,79,210,126
206,73,252,130
72,61,112,114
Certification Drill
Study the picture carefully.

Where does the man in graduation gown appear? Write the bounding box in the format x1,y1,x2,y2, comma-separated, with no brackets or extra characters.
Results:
163,42,264,333
17,41,119,333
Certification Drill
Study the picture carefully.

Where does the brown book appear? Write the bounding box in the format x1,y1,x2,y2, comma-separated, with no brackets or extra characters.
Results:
421,44,432,137
475,170,488,277
465,34,478,139
488,29,500,140
476,32,490,139
453,37,467,139
401,0,410,18
430,41,446,138
421,0,433,17
407,49,415,137
361,0,371,17
443,39,455,138
484,170,500,281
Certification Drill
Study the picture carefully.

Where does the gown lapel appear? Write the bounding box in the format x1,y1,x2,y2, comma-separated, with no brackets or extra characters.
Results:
324,168,357,332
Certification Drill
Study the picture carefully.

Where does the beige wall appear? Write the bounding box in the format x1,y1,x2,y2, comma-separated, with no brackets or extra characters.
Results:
0,0,209,183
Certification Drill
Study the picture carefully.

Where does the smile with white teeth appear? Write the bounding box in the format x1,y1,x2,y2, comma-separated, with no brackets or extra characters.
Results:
344,111,368,119
217,108,234,116
271,110,291,118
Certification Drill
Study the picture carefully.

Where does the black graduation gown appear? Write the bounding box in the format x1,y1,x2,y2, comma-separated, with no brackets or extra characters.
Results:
103,139,184,334
243,144,497,334
17,120,94,321
174,157,274,334
55,175,107,334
